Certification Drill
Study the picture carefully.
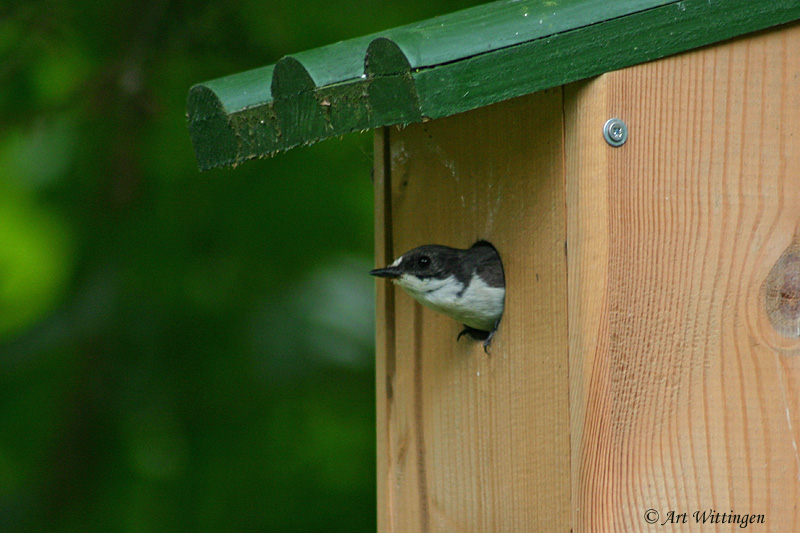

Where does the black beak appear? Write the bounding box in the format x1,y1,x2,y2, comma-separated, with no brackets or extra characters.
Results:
370,267,401,279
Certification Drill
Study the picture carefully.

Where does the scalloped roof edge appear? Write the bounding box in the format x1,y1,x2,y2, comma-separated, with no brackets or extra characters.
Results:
187,0,800,171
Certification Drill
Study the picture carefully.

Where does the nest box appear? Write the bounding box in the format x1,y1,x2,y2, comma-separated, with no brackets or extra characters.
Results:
187,1,800,529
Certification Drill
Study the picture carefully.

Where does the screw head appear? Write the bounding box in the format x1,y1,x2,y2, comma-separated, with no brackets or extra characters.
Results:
603,118,628,147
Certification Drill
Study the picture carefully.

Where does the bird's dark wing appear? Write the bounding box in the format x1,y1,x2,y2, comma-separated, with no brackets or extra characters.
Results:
471,243,505,288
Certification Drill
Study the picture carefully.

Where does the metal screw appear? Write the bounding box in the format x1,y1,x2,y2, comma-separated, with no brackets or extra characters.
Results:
603,118,628,147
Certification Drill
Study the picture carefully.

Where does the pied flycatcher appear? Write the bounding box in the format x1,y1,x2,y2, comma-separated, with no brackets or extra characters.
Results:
370,241,505,351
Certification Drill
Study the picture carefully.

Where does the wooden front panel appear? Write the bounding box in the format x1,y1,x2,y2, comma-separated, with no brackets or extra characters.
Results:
565,24,800,531
374,90,570,531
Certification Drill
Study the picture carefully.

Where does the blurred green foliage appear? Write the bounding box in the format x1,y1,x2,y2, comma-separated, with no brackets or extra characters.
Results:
0,0,485,530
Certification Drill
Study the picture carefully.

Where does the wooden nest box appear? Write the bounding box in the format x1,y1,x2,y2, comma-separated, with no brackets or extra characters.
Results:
187,0,800,529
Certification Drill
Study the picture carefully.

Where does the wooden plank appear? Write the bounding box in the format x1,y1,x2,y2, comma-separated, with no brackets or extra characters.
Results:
565,23,800,531
416,1,800,119
374,127,394,533
375,89,570,531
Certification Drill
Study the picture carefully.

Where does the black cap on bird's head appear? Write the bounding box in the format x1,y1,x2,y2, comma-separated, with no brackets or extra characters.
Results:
369,245,454,281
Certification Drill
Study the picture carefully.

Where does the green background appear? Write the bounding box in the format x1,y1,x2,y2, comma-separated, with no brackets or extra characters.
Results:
0,0,484,530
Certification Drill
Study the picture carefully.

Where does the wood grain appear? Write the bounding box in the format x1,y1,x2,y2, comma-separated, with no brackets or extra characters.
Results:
565,23,800,531
374,127,395,533
375,90,570,531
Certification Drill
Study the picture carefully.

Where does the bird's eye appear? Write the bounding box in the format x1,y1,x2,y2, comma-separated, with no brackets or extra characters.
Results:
418,256,431,269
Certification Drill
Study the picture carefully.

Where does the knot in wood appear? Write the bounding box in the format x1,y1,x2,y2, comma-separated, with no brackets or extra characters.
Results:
778,256,800,320
765,248,800,338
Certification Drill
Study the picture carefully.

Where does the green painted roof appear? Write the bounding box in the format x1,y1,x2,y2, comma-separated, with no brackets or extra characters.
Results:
187,0,800,170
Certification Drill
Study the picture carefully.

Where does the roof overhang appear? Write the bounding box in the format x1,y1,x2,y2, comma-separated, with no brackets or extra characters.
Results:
187,0,800,170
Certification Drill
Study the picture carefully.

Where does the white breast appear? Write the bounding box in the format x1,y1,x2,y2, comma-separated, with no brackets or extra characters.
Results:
395,274,505,331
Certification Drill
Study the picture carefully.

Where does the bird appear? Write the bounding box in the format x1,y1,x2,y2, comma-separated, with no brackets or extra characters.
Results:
370,241,505,352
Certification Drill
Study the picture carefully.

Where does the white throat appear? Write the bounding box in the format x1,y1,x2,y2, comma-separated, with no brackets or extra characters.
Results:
394,273,504,331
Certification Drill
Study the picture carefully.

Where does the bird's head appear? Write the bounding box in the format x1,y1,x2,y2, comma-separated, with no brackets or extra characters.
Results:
369,245,456,295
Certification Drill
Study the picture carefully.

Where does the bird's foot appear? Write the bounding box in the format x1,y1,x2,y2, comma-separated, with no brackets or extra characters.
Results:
482,321,500,353
457,326,487,342
457,322,499,354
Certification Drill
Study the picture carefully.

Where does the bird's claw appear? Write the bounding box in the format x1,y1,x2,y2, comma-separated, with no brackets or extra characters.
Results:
458,320,500,354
